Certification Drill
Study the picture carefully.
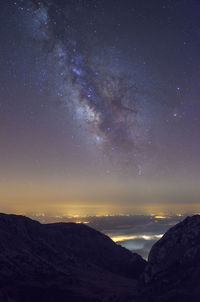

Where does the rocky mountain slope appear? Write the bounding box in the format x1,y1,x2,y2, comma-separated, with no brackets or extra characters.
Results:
0,213,146,302
139,215,200,302
1,213,200,302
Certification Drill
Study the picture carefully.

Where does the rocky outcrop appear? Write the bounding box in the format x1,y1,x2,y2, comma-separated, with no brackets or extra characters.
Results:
2,213,200,302
139,215,200,301
0,213,146,301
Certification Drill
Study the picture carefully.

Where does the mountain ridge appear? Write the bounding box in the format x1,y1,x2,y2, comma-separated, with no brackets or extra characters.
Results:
0,212,145,302
0,213,200,301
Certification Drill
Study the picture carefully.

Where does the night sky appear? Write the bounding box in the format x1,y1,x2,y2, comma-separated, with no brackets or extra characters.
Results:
1,0,200,215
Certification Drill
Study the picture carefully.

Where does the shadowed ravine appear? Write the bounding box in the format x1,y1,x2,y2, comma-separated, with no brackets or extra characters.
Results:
0,213,199,301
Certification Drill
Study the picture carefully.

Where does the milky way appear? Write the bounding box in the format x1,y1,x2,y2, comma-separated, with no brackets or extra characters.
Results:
1,0,200,191
14,0,176,175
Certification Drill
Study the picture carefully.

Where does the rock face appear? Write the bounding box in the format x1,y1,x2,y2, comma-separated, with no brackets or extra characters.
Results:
2,213,200,302
139,215,200,302
0,213,146,302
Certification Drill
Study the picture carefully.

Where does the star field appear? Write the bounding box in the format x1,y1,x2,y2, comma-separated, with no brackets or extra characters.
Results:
1,0,200,213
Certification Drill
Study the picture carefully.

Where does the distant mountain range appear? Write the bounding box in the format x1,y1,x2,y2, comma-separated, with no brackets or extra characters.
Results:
0,213,199,301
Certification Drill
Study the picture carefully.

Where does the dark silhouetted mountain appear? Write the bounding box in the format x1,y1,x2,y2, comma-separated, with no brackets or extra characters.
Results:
139,215,200,302
0,213,146,302
2,213,200,302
